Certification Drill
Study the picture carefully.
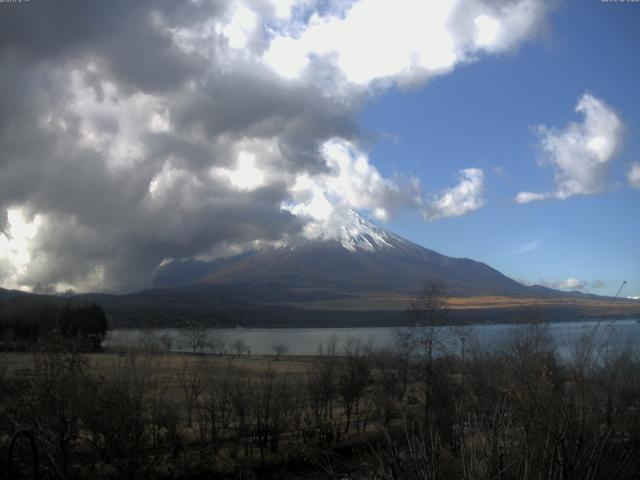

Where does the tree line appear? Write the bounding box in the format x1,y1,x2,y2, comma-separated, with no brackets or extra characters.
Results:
0,298,108,351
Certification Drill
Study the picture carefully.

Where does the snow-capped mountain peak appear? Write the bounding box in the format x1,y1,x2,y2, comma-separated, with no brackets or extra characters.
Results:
291,208,404,252
329,209,394,252
283,194,404,252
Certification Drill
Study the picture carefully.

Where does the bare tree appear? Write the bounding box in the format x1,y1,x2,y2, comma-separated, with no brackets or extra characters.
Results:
407,281,450,356
373,416,442,480
370,347,405,429
232,338,249,357
180,320,210,354
158,333,173,353
271,343,288,360
199,359,236,452
27,337,88,479
338,337,373,434
209,329,227,355
177,358,205,428
405,281,450,418
306,346,339,443
82,351,152,478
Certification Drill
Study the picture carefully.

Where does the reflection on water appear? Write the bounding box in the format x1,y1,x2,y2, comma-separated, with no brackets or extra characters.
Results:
105,318,640,357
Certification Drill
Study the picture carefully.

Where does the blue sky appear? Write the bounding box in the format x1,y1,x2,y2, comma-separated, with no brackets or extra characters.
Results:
360,1,640,296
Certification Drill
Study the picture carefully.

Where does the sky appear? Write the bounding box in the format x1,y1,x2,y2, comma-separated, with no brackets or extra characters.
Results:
0,0,638,297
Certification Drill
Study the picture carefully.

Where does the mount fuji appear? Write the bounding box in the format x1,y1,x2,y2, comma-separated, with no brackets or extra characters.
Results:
148,211,597,306
59,210,638,327
185,210,534,301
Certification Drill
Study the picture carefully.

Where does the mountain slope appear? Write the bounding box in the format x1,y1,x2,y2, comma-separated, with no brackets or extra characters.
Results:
169,210,562,303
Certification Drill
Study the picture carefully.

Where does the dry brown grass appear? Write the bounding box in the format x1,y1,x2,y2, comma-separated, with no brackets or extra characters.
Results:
269,292,640,314
1,351,313,384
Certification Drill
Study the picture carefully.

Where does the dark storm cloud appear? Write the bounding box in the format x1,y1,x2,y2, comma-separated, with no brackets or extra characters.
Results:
170,68,359,172
21,187,301,292
0,0,354,292
0,0,219,92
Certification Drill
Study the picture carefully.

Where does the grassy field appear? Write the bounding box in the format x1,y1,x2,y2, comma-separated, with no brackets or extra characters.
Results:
272,292,640,316
1,350,312,383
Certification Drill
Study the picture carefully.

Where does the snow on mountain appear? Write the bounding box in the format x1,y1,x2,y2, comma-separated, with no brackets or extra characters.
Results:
281,208,402,252
325,209,395,252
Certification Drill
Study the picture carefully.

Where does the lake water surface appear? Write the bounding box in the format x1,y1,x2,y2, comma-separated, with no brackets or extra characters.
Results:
106,318,640,357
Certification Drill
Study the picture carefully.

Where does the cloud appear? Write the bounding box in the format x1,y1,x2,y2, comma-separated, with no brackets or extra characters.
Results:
510,237,546,256
263,0,548,87
590,279,605,290
540,277,588,291
516,93,624,203
422,169,485,221
0,208,7,234
286,140,484,235
0,0,549,292
515,191,550,204
493,165,511,185
284,138,417,238
561,278,588,291
627,162,640,189
0,209,42,288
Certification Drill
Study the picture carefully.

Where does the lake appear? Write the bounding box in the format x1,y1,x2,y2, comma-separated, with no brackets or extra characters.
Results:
106,318,640,357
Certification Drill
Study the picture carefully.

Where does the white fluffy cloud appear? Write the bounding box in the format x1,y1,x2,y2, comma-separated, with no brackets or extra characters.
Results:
286,141,487,235
0,209,42,288
540,277,588,291
263,0,548,88
516,93,624,203
558,278,588,291
284,138,410,238
627,162,640,189
422,168,485,221
538,278,605,292
515,191,548,204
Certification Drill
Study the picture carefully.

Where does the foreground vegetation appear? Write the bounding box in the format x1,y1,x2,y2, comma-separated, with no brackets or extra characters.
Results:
1,319,640,479
1,285,639,479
